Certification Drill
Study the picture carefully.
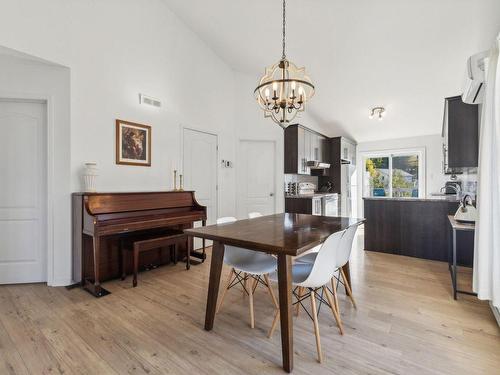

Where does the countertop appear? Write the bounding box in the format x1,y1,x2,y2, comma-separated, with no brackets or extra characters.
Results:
448,215,475,231
285,193,338,199
363,195,460,202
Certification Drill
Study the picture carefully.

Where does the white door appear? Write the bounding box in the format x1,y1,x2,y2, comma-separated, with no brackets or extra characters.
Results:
183,128,218,247
237,140,276,218
0,100,47,284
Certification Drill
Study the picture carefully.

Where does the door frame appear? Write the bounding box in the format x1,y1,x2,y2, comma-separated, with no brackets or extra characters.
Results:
237,139,277,217
180,125,219,221
0,92,55,285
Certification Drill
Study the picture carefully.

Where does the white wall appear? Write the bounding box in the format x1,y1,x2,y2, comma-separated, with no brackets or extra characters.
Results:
355,134,450,217
0,0,239,285
0,53,71,286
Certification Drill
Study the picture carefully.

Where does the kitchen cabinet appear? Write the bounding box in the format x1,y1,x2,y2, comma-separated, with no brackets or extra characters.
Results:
318,136,357,216
364,198,474,265
284,124,328,175
443,96,479,169
340,138,356,165
285,196,323,215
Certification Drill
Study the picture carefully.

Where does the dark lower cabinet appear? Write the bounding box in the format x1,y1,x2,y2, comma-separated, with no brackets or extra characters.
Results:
363,199,401,254
285,198,312,215
364,198,474,265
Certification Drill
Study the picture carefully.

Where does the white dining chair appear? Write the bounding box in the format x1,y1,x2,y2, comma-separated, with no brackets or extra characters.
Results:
294,222,361,309
267,229,347,363
248,212,263,219
215,217,278,328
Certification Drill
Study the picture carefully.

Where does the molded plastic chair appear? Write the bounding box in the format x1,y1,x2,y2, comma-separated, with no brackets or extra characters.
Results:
248,212,263,219
268,229,348,363
295,222,361,308
215,217,278,328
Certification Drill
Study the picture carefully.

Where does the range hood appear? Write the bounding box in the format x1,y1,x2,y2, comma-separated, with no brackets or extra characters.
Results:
306,160,330,169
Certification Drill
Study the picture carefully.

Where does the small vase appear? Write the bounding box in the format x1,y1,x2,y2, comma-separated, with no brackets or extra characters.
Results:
83,162,98,192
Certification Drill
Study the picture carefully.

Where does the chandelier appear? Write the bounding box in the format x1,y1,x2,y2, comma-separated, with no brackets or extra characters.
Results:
254,0,315,128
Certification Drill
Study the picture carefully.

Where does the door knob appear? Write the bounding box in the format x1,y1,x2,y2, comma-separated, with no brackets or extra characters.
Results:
270,193,274,197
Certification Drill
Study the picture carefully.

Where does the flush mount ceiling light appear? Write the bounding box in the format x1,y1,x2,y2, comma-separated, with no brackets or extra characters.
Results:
254,0,315,128
369,106,386,121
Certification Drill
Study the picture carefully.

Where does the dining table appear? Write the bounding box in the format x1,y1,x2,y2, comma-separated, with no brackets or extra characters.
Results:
184,213,365,373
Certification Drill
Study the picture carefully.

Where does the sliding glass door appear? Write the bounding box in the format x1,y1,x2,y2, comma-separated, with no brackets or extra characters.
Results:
363,150,423,198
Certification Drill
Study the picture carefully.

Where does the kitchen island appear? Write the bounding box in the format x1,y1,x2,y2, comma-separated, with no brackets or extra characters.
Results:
364,197,473,265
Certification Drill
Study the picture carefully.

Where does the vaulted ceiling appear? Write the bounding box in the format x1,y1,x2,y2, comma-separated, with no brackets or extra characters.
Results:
163,0,500,142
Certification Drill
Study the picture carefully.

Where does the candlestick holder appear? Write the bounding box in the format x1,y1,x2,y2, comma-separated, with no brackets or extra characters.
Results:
173,169,178,191
179,174,184,191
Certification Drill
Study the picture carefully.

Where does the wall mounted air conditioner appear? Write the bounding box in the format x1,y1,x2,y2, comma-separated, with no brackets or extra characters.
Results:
462,51,488,104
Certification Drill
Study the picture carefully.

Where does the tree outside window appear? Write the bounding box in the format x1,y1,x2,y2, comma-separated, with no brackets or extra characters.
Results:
364,154,420,198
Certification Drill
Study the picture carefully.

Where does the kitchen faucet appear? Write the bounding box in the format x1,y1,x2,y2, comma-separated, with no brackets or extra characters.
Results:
440,184,461,199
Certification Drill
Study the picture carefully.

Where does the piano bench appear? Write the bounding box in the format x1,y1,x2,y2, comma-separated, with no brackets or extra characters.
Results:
120,233,187,287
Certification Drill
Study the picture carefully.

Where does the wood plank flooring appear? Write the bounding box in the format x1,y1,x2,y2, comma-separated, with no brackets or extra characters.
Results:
0,232,499,374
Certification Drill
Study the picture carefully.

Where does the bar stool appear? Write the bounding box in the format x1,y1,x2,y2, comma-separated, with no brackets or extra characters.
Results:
120,233,187,287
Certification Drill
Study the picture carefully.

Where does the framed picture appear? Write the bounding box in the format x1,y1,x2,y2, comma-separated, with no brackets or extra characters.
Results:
115,119,151,166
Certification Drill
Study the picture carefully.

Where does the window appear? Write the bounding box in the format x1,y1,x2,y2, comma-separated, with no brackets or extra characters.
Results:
362,149,424,198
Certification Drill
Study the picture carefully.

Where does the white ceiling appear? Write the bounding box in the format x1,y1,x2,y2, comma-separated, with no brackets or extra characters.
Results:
163,0,500,142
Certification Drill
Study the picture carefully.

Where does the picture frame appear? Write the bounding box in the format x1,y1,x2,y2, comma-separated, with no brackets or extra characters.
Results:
115,119,151,166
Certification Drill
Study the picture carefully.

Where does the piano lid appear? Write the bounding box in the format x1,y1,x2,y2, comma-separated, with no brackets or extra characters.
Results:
81,191,204,215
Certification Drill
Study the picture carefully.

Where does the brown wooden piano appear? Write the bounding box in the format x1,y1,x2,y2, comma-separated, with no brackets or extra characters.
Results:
72,191,207,297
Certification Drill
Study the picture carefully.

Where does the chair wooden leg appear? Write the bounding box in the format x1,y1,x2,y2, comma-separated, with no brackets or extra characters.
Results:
310,289,323,363
340,267,357,309
263,274,279,309
295,287,304,317
216,268,234,314
268,309,280,338
331,278,340,313
324,286,344,335
248,275,255,329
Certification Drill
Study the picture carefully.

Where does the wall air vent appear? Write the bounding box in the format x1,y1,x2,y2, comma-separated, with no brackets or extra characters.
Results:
139,93,162,108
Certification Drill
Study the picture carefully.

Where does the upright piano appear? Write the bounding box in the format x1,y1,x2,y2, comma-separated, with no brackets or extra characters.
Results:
72,191,207,297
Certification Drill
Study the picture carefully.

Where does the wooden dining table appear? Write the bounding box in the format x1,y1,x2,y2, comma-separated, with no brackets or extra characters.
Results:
184,213,365,373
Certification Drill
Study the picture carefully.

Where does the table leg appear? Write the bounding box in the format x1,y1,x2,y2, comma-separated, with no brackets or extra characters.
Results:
452,228,457,300
341,262,351,293
204,241,225,331
277,254,293,373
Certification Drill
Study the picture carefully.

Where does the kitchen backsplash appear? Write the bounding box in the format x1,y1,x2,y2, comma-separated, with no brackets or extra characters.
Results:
284,174,319,192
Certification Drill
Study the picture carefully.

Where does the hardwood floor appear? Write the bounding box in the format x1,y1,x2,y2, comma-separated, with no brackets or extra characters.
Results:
0,232,498,374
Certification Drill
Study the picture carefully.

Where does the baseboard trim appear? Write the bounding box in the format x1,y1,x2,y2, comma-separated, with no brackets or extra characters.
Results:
491,302,500,327
49,278,73,287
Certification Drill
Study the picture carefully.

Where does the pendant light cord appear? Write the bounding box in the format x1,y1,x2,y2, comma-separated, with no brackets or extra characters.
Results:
282,0,286,60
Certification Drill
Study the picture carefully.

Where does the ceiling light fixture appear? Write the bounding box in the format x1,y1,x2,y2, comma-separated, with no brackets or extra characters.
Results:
254,0,315,128
369,107,386,121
